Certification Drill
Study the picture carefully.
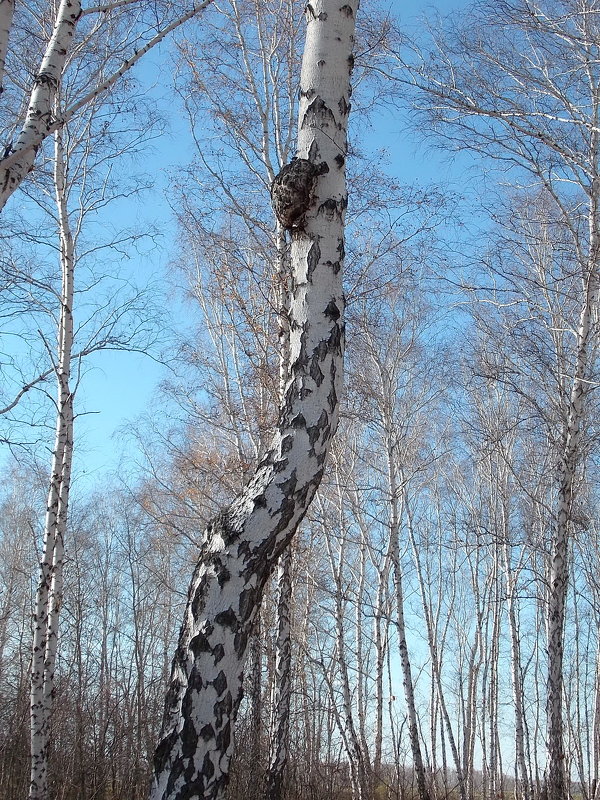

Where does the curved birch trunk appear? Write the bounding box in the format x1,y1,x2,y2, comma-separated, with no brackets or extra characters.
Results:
29,124,75,800
149,3,357,798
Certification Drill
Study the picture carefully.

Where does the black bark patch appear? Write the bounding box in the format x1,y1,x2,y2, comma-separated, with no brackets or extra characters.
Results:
324,300,340,321
191,575,209,618
214,691,233,727
337,237,345,259
308,140,320,163
338,95,351,117
307,410,329,447
329,323,343,351
281,434,293,454
153,728,179,774
273,456,289,473
306,239,321,281
291,413,306,428
180,701,199,760
237,539,252,562
202,751,215,780
190,632,212,657
199,723,215,741
335,153,345,168
328,386,338,412
215,510,239,546
309,357,325,386
318,197,340,218
234,629,248,657
213,670,227,697
253,493,267,508
340,4,354,15
212,643,225,664
165,751,186,798
239,586,256,622
303,96,337,130
216,720,231,752
211,556,231,588
214,608,238,631
278,471,298,497
187,663,204,692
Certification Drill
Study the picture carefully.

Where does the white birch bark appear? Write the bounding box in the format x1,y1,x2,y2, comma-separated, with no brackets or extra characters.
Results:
266,546,292,800
29,124,75,800
265,222,294,800
0,0,13,92
149,3,357,798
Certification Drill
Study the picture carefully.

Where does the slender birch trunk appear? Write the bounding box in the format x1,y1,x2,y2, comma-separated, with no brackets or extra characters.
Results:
386,457,430,800
29,123,75,800
0,0,14,91
248,617,263,789
502,518,531,800
149,4,356,797
372,531,392,781
406,494,468,800
324,512,370,800
545,183,600,800
266,546,292,800
265,202,294,800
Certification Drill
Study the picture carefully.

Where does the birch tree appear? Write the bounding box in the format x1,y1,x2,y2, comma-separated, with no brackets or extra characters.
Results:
0,0,214,211
18,57,163,798
149,3,358,798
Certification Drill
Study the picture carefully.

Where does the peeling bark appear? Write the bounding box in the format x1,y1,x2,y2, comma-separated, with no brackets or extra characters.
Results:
149,3,357,798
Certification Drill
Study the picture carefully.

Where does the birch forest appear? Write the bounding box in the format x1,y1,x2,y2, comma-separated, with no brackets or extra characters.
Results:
2,1,600,800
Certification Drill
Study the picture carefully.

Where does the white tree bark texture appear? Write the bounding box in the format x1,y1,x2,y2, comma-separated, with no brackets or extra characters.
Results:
149,3,358,799
0,0,14,91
